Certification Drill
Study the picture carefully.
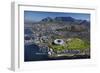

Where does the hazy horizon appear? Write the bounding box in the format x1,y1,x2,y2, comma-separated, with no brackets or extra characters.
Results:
24,11,90,22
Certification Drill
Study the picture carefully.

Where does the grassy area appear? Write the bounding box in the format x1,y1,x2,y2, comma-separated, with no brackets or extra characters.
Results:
48,38,90,52
50,44,67,51
67,38,90,50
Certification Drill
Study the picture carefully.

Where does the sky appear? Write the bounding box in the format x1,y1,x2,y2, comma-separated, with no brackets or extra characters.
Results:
24,11,90,22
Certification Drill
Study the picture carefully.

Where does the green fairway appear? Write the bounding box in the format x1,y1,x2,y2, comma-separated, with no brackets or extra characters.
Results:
67,38,90,50
48,38,90,52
